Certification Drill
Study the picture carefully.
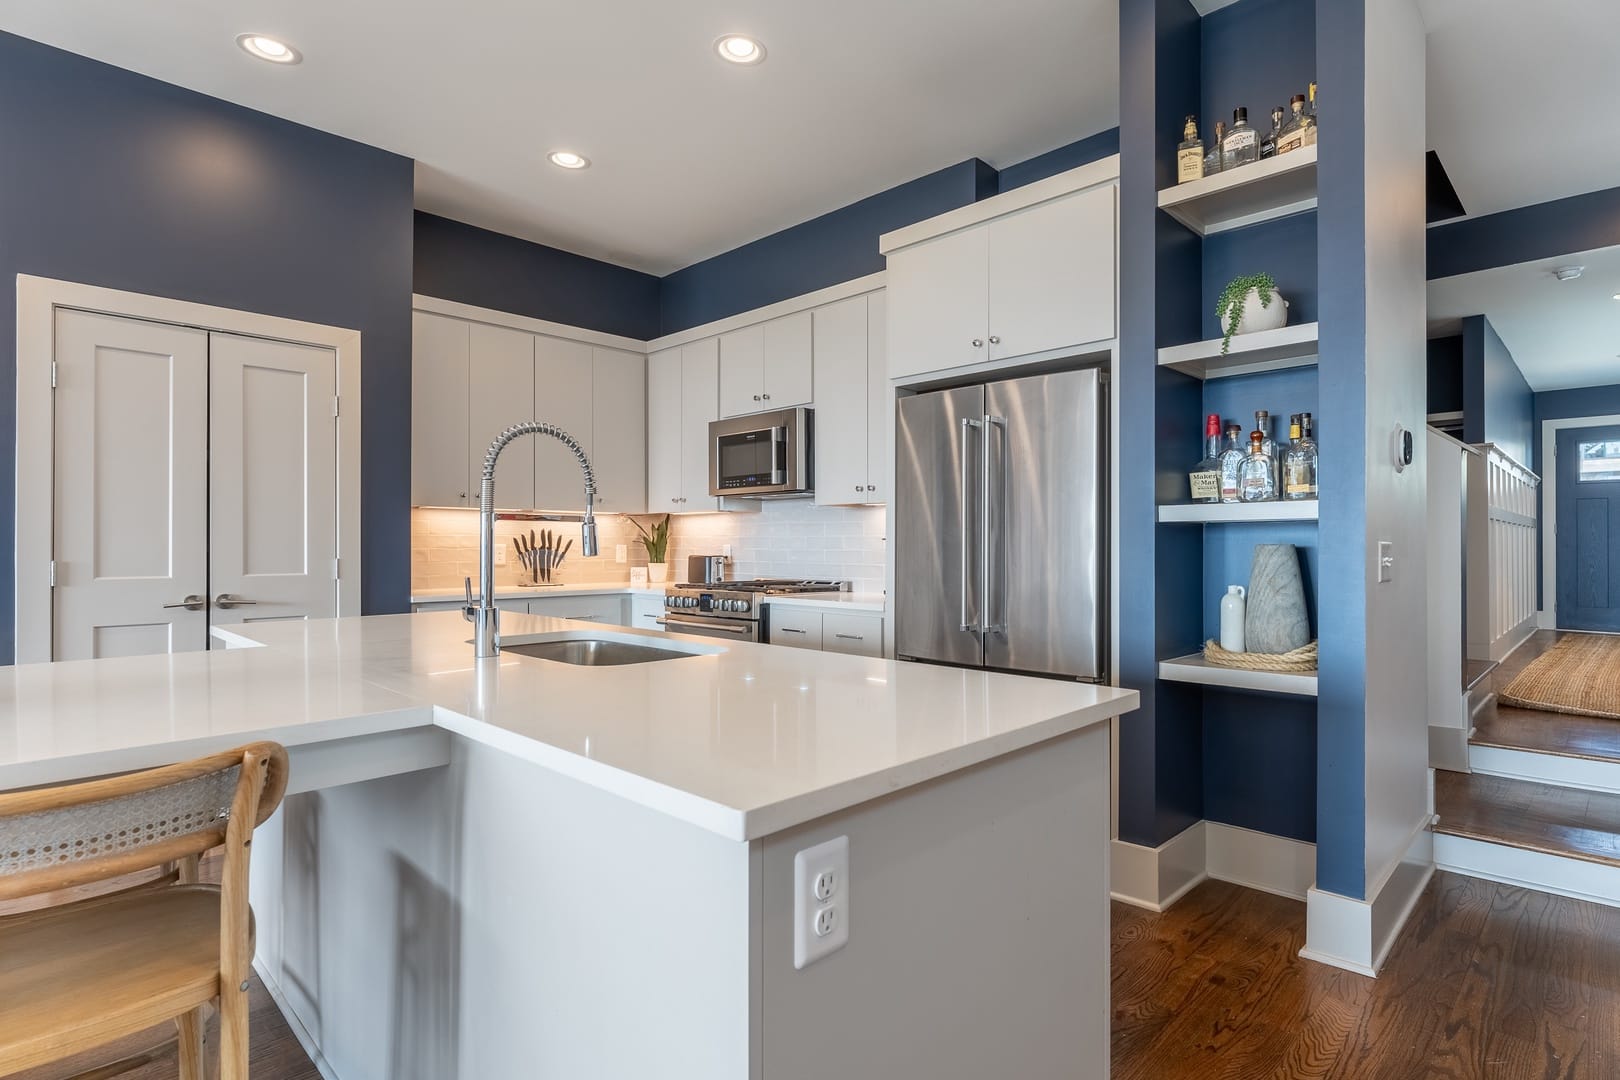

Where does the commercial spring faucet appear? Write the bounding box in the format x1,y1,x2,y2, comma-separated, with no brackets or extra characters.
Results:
464,422,598,658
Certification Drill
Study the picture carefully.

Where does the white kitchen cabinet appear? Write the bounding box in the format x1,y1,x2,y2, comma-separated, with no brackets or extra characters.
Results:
768,607,822,650
591,347,647,514
813,294,883,506
987,186,1116,362
680,338,722,511
469,323,537,510
630,593,665,632
866,291,889,502
647,347,683,509
527,595,626,625
532,335,594,511
885,225,989,381
412,312,471,507
821,613,883,658
719,311,813,418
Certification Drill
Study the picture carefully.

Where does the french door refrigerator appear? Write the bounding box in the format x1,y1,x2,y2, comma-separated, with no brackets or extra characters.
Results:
895,367,1106,681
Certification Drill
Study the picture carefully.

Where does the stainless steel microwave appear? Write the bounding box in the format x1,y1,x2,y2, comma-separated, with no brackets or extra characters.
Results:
709,407,813,497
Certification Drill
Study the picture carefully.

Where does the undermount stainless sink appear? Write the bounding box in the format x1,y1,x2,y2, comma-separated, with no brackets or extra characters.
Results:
502,638,697,666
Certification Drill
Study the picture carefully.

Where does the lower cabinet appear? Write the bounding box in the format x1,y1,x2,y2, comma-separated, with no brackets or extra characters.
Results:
525,595,627,626
629,593,666,633
766,608,884,658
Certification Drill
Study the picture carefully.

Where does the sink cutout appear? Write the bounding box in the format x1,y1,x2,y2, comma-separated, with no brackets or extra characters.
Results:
499,629,722,667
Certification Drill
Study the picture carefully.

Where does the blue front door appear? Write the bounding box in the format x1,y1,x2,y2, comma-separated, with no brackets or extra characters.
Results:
1556,424,1620,632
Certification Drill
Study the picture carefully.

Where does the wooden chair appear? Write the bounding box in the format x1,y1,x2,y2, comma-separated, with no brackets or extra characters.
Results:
0,742,289,1080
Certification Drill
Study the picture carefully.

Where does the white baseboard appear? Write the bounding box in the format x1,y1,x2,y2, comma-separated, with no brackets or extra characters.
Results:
255,958,342,1080
1429,724,1471,773
1435,833,1620,909
1470,743,1620,795
1111,821,1207,911
1301,821,1434,977
1204,822,1315,901
1536,609,1555,631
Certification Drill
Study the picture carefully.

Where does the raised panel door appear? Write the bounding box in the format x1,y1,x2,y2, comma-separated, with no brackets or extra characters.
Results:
532,335,594,512
591,347,647,514
469,323,537,511
763,311,813,408
885,226,990,381
411,312,471,507
987,185,1116,361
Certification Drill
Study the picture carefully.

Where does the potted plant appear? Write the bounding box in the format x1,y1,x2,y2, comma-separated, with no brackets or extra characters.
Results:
1215,272,1288,354
631,514,672,583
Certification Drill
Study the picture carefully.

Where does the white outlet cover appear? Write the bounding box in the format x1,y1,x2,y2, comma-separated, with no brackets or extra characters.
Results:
615,543,628,564
793,835,849,970
495,545,506,567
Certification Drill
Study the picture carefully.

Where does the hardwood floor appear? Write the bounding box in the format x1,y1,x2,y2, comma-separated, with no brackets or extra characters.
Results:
1113,872,1620,1079
1435,770,1620,867
1472,631,1620,763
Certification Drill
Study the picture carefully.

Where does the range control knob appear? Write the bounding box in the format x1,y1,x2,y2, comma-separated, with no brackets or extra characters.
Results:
737,599,751,612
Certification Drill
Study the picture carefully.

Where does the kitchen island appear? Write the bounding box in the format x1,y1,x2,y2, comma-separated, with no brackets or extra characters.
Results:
0,611,1137,1080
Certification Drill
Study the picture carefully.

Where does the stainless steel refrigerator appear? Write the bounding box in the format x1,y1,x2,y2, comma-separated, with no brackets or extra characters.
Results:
895,367,1106,681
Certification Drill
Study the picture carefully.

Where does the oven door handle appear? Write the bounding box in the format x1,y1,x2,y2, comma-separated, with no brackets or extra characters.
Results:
656,615,754,635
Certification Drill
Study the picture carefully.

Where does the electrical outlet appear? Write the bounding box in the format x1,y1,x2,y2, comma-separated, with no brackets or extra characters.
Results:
615,544,628,564
722,543,733,560
1377,541,1394,583
793,835,849,970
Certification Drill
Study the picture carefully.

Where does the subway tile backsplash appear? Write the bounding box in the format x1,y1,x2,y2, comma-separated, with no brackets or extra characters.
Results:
411,501,888,595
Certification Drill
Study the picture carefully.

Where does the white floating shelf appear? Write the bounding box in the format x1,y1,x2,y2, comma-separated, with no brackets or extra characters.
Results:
1158,653,1319,697
1157,501,1319,524
1157,145,1318,236
1158,322,1319,381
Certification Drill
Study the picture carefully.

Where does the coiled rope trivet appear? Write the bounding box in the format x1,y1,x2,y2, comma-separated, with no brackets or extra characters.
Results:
1202,639,1318,673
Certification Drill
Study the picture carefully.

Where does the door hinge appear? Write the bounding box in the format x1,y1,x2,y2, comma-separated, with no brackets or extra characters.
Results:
49,560,56,587
332,396,340,418
50,361,58,389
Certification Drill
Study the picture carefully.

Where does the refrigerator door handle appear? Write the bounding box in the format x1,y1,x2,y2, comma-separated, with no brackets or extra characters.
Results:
983,414,1007,634
959,416,983,632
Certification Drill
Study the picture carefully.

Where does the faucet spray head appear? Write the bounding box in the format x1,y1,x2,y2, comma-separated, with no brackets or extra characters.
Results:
581,513,599,558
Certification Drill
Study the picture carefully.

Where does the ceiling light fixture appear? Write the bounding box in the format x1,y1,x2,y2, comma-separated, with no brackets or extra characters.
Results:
236,33,302,64
1553,266,1585,282
548,150,590,170
714,34,767,65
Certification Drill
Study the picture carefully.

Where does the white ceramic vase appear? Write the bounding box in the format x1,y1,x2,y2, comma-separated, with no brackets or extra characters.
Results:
647,563,669,584
1220,288,1289,337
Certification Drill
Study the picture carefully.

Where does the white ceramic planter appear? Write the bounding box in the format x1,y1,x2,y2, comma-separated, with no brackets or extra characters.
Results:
647,563,669,584
1220,288,1289,337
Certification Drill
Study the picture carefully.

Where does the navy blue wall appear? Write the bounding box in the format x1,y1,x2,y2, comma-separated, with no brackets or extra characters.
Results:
1429,184,1620,281
996,129,1121,193
1532,383,1620,608
0,31,415,664
1427,334,1464,415
1201,213,1319,341
414,213,660,340
1462,315,1533,465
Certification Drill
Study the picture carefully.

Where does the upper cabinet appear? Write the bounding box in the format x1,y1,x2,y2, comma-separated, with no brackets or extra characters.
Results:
882,169,1118,382
532,335,593,512
468,323,537,511
812,291,889,506
718,311,813,417
648,340,729,512
590,346,647,515
411,312,471,507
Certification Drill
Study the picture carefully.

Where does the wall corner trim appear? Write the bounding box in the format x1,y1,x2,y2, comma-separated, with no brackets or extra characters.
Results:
1112,820,1318,911
1302,819,1434,977
1111,821,1208,911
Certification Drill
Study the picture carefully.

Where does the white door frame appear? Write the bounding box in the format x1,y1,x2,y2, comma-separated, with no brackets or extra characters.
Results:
1539,412,1620,630
15,274,363,663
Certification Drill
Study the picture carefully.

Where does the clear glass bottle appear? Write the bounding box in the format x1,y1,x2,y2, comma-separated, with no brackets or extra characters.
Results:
1191,413,1223,502
1239,431,1278,502
1177,116,1205,184
1276,94,1309,155
1254,409,1279,490
1222,108,1259,170
1260,106,1285,159
1204,121,1226,177
1284,412,1319,500
1303,82,1318,147
1217,423,1247,503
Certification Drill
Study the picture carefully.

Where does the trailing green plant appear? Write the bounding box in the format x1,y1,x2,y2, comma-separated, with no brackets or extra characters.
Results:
1215,272,1278,355
630,514,671,563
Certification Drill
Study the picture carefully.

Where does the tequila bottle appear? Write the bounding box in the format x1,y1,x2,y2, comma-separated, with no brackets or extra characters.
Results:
1254,410,1280,489
1222,108,1259,170
1303,82,1318,147
1217,423,1247,503
1190,413,1223,502
1260,106,1285,159
1177,116,1205,184
1239,431,1278,502
1284,412,1319,500
1276,94,1309,155
1204,121,1226,177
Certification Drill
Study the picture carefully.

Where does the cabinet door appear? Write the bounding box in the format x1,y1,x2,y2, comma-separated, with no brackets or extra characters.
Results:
762,310,813,408
865,290,889,501
629,593,666,633
768,608,822,649
532,335,594,512
821,613,883,657
718,323,765,418
411,312,470,507
527,595,627,626
647,347,683,511
988,185,1117,361
812,296,870,507
469,323,536,510
885,226,990,381
681,338,721,510
592,347,647,514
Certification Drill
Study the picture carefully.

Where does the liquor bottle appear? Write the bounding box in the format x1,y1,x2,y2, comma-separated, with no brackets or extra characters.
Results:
1189,413,1223,502
1254,409,1279,488
1276,94,1308,155
1303,82,1318,147
1239,430,1277,502
1260,106,1285,159
1204,121,1226,177
1284,412,1319,500
1217,423,1247,503
1177,116,1206,184
1222,108,1259,170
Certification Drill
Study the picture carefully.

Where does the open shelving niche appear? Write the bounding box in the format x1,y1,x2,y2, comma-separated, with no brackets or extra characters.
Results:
1154,141,1322,699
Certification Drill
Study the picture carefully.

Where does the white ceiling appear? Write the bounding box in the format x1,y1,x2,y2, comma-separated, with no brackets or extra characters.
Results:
1422,0,1620,221
0,0,1118,274
1427,246,1620,392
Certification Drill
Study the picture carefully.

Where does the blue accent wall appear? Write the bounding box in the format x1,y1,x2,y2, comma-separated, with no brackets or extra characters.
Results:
1428,334,1464,415
1200,0,1317,159
414,212,660,340
1204,691,1318,841
996,129,1121,193
1462,315,1533,465
1429,183,1620,281
1201,213,1319,341
0,31,416,664
1532,383,1620,608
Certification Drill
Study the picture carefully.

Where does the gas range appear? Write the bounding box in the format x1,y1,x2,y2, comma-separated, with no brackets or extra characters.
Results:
661,580,849,641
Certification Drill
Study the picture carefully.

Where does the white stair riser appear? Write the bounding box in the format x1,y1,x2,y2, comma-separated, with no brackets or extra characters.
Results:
1434,833,1620,909
1469,744,1620,795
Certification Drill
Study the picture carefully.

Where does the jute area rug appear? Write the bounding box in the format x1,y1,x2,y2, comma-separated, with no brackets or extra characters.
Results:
1499,633,1620,721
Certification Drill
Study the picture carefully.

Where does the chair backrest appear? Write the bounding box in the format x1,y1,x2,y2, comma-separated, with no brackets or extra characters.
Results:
0,742,288,902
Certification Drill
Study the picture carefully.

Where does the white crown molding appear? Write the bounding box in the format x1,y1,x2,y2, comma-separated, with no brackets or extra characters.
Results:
645,272,887,354
879,157,1119,255
412,294,651,354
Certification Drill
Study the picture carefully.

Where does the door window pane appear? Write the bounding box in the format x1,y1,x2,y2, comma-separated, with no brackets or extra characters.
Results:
1577,440,1620,482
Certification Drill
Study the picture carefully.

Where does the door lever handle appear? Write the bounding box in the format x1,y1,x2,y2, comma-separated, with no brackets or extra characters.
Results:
163,595,207,611
214,594,258,609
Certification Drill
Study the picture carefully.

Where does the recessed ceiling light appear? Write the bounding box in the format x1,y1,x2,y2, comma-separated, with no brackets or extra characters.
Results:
1553,266,1585,281
548,150,590,170
714,34,766,65
236,33,301,64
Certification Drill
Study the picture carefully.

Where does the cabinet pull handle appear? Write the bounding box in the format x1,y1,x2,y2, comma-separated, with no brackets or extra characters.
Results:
834,633,863,641
779,627,808,634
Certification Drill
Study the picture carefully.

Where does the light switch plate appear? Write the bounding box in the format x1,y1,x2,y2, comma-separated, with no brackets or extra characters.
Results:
1377,541,1394,583
793,835,849,970
615,544,628,564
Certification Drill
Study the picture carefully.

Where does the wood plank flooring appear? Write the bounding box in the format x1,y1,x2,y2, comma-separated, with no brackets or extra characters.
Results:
1472,631,1620,763
1435,770,1620,867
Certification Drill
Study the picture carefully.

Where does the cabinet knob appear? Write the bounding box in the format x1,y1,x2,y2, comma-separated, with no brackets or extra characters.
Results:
459,492,467,500
867,485,876,492
988,335,1001,345
971,339,983,348
753,395,761,401
762,393,771,400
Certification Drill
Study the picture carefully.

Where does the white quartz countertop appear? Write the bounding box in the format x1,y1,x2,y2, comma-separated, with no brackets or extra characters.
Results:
411,582,667,604
759,592,887,613
1,613,1135,841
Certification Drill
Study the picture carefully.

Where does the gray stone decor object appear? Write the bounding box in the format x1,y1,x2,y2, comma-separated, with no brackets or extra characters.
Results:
1245,543,1310,654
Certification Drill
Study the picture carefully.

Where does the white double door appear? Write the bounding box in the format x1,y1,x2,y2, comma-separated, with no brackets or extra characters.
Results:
52,310,338,659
